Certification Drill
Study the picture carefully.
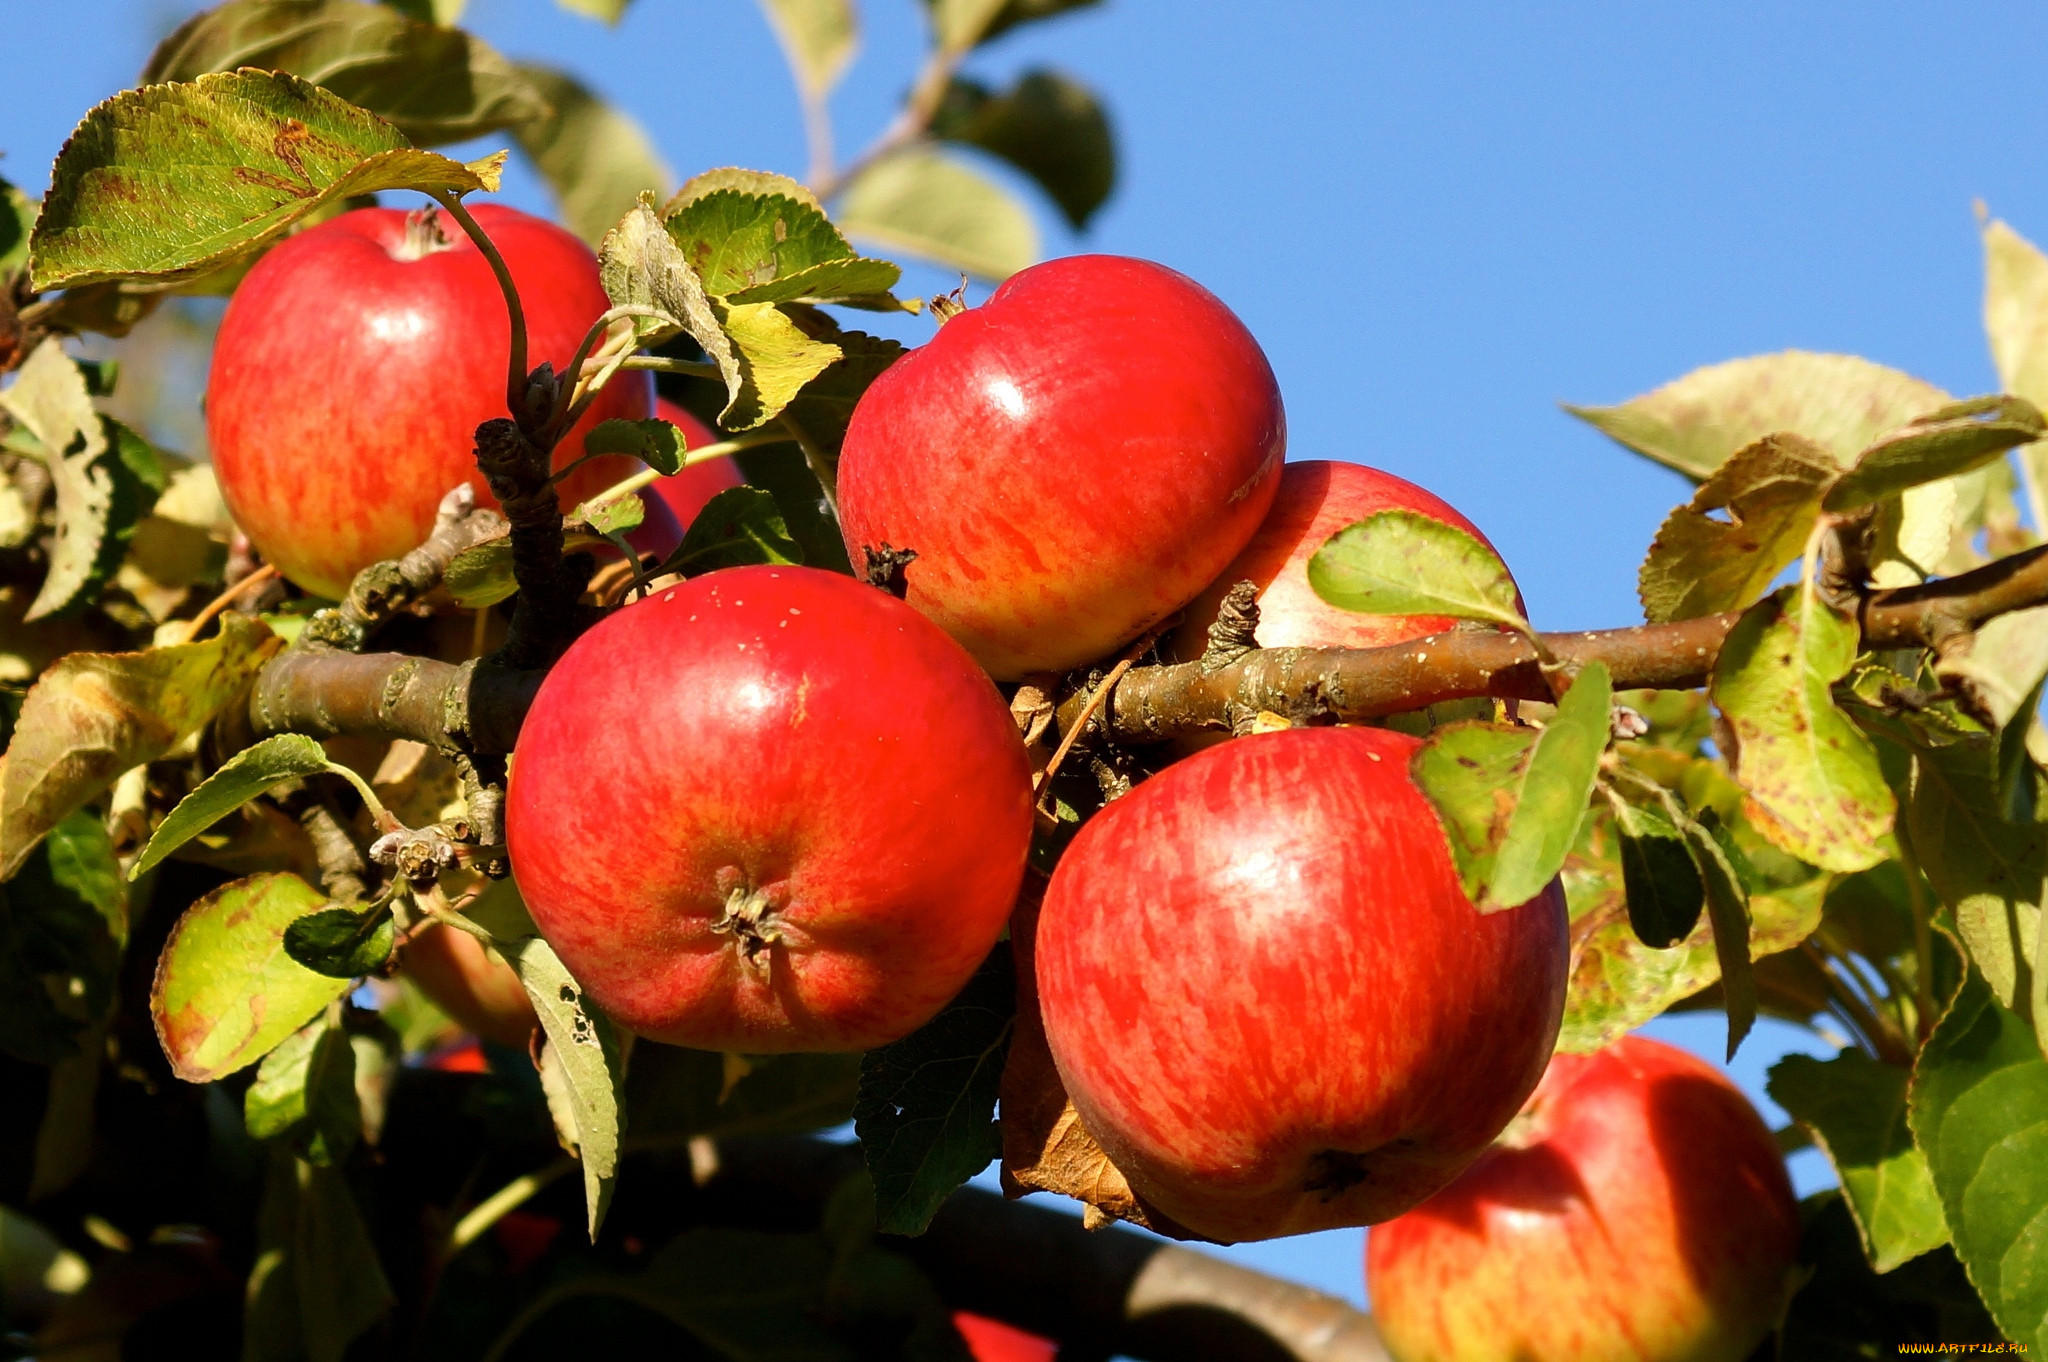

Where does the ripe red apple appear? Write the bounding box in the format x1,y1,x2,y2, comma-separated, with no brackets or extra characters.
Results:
837,255,1286,680
1169,460,1521,659
650,397,744,528
1365,1035,1801,1362
953,1312,1056,1362
397,919,537,1050
1034,726,1568,1243
209,204,654,599
504,565,1034,1051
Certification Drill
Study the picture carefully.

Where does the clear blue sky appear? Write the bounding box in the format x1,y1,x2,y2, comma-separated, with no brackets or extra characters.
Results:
9,0,2043,1314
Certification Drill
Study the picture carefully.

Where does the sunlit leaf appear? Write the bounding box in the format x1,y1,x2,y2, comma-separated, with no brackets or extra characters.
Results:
1770,1050,1947,1272
1711,585,1896,873
1823,396,2045,513
664,167,824,216
152,873,352,1082
0,613,282,879
716,299,845,431
1937,604,2048,731
665,486,803,576
130,734,332,879
1566,352,1950,481
31,70,503,291
933,69,1114,228
837,147,1037,281
142,0,547,146
283,902,398,978
443,522,612,608
1309,509,1529,630
1909,971,2048,1351
557,0,631,20
758,0,858,99
854,944,1014,1235
665,188,902,306
1637,432,1839,623
245,1010,361,1166
585,417,689,475
1983,216,2048,531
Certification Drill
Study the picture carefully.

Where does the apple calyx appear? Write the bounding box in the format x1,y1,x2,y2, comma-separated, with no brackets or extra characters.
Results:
860,543,919,599
395,206,458,262
1302,1147,1374,1198
928,284,969,323
711,871,791,978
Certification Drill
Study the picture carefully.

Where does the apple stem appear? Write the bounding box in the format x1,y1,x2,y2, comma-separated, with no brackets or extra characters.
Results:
778,411,839,518
431,191,531,415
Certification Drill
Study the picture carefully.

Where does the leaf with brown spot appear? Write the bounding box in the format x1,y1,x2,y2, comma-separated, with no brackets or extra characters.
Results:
0,613,281,880
1637,432,1842,623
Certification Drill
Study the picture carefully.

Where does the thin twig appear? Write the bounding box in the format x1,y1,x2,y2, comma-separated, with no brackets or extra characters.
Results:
176,563,277,645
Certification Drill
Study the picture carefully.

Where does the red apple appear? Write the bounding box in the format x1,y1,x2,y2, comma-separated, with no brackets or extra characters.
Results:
209,204,654,599
650,397,744,529
1169,460,1522,659
837,255,1286,680
953,1312,1056,1362
397,918,537,1050
1365,1035,1801,1362
504,565,1034,1051
1034,726,1568,1243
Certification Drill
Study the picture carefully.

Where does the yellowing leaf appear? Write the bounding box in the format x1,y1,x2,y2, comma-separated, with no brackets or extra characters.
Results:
31,70,502,291
1711,586,1896,873
757,0,857,99
1982,216,2048,531
837,147,1037,281
716,300,844,431
1567,352,1949,481
1823,396,2046,512
1637,433,1840,623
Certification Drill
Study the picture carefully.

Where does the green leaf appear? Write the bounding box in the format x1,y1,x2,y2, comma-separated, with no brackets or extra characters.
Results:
854,943,1015,1235
496,932,624,1238
716,299,847,431
442,522,612,608
584,417,689,474
924,0,1008,50
837,147,1038,281
142,0,548,147
1938,604,2048,732
510,62,670,247
381,0,467,21
1556,811,1819,1055
130,734,332,880
758,0,858,99
1681,807,1758,1058
1983,216,2048,532
574,489,645,537
151,873,353,1082
243,1151,394,1362
735,444,854,576
665,486,804,576
0,613,282,879
1637,432,1841,624
1610,795,1704,948
1566,352,1951,481
246,1009,361,1166
777,330,906,458
1711,585,1896,873
1906,736,2047,1023
665,167,825,216
0,175,34,279
665,188,902,306
557,0,631,20
1309,509,1529,630
1781,1190,2004,1356
933,69,1114,229
976,0,1100,42
283,903,398,978
1909,970,2048,1349
1823,396,2047,513
1770,1050,1949,1272
0,809,126,1064
598,194,739,367
30,69,504,292
1410,722,1534,904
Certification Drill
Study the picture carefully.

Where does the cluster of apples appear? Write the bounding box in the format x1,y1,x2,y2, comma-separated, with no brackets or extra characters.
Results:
205,205,1800,1361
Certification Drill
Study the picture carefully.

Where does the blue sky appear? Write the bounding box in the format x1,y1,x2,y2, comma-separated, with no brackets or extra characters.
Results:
10,0,2044,1313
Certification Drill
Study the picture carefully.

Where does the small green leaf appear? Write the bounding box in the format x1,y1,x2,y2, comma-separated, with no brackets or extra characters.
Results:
933,69,1114,229
666,188,902,306
854,943,1015,1236
1682,808,1758,1058
598,194,741,375
496,933,624,1238
837,147,1038,281
575,489,646,537
1489,662,1612,908
758,0,858,99
283,903,397,979
665,167,825,216
584,417,688,474
1309,509,1528,630
1637,432,1841,624
443,523,612,608
1770,1050,1948,1272
1905,735,2046,1023
1711,585,1897,873
1823,396,2047,512
31,69,503,291
142,0,549,147
1610,795,1704,948
1566,352,1951,482
716,300,846,431
151,873,353,1083
736,445,854,576
130,734,332,880
246,1010,361,1166
0,613,282,879
1909,970,2048,1350
511,62,670,247
666,486,804,576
